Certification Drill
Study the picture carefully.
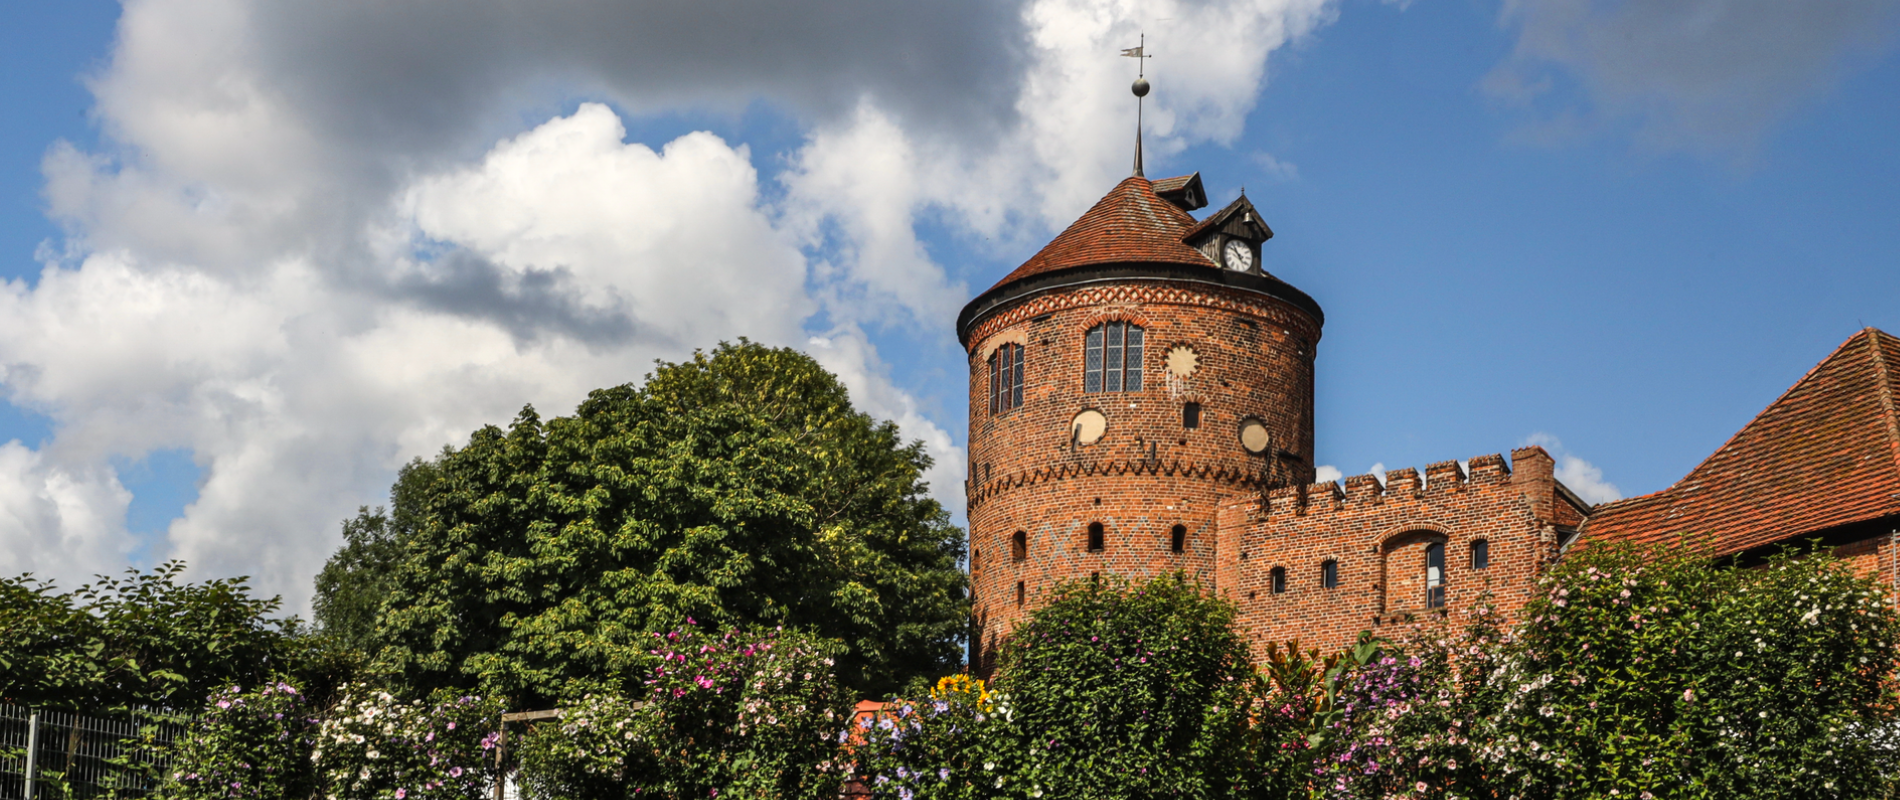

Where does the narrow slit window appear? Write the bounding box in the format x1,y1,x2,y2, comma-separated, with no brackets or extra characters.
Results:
1011,530,1028,561
1321,559,1339,589
1426,542,1446,608
1271,567,1287,594
1087,522,1105,552
1083,322,1145,393
1170,524,1187,554
1183,402,1201,429
1016,581,1025,606
1471,539,1489,570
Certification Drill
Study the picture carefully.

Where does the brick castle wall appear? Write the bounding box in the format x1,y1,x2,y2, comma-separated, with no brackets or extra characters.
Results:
964,278,1320,668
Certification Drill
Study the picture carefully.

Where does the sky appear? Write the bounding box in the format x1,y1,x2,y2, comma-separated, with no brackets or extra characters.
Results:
2,0,1897,613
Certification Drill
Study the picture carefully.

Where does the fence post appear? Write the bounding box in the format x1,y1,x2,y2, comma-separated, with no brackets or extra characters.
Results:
23,711,39,800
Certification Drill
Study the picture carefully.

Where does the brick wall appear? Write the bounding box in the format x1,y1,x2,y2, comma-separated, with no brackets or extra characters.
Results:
964,277,1321,669
1218,447,1575,658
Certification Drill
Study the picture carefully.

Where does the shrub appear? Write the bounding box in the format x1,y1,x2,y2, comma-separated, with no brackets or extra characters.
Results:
1484,543,1900,800
982,573,1266,800
312,685,504,800
517,624,850,800
160,682,319,799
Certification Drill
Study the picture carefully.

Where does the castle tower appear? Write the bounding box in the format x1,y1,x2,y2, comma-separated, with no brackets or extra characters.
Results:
959,172,1324,668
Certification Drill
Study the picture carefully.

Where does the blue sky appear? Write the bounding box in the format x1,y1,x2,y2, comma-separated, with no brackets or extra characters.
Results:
1,0,1896,608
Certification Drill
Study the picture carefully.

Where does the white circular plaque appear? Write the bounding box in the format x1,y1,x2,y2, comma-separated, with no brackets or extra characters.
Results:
1238,418,1271,454
1071,409,1108,446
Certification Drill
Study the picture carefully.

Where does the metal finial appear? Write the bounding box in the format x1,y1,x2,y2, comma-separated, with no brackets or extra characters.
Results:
1122,34,1152,178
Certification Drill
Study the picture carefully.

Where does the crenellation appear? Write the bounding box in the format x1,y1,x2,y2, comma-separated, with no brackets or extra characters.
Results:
1344,473,1384,504
1424,460,1467,492
1385,467,1422,498
1467,453,1509,484
1302,481,1344,513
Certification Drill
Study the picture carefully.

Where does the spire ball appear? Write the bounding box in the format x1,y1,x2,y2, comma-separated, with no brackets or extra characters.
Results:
1132,78,1150,98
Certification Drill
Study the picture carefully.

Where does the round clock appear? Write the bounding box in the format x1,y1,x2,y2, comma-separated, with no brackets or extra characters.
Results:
1222,239,1254,272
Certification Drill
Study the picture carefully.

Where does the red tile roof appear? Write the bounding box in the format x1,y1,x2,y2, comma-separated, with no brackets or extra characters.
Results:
986,176,1217,292
1583,328,1900,555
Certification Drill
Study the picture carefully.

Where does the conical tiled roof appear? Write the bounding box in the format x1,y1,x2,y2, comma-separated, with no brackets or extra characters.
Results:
1583,328,1900,555
986,176,1217,292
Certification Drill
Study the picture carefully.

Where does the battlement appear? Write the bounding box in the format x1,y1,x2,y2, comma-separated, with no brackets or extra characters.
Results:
1260,448,1558,518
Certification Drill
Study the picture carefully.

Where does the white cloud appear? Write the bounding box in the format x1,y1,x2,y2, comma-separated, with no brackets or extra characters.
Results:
1523,432,1622,505
0,0,1337,610
1250,151,1301,181
0,441,134,584
1485,0,1900,156
1314,465,1343,484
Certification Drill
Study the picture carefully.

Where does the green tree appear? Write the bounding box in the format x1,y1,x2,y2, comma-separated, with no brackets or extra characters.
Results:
983,573,1270,800
312,456,444,650
0,562,298,712
374,340,967,706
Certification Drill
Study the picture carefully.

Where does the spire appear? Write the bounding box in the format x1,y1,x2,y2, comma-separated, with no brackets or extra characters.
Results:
1123,35,1151,178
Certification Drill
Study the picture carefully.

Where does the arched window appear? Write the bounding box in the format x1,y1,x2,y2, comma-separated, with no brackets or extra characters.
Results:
989,342,1025,414
1321,559,1339,589
1084,322,1144,393
1087,522,1105,552
1270,567,1288,594
1169,524,1187,554
1470,539,1489,570
1425,542,1446,608
1182,402,1201,429
1011,530,1028,561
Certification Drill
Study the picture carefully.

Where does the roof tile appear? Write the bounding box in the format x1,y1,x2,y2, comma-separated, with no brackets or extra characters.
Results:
986,176,1216,292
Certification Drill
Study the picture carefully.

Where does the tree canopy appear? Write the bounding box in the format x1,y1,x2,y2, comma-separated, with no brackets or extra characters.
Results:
371,340,968,706
0,562,300,712
312,456,443,651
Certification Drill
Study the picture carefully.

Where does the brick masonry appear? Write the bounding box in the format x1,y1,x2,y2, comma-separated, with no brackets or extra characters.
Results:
961,179,1900,671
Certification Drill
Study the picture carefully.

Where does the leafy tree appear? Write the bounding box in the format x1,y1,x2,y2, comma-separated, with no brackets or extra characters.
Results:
374,340,967,706
0,562,298,712
312,456,444,650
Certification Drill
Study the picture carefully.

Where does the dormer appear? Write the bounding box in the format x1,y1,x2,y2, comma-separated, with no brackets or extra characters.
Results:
1151,173,1207,212
1183,194,1274,275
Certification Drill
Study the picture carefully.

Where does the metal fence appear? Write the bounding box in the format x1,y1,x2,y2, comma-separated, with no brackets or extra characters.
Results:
0,704,196,800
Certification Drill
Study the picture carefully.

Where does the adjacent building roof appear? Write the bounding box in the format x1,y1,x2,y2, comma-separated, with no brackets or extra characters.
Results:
986,176,1217,292
1583,327,1900,555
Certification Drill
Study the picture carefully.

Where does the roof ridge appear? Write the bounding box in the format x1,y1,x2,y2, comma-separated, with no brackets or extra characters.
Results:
1669,329,1875,490
1862,328,1900,485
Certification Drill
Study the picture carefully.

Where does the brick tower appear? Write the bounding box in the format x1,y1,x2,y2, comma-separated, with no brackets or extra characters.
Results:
959,172,1324,668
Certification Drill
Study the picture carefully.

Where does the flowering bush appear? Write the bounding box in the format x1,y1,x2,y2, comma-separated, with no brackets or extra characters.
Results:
1484,543,1900,800
849,674,997,800
1306,618,1502,800
517,623,850,800
160,682,319,799
312,684,504,800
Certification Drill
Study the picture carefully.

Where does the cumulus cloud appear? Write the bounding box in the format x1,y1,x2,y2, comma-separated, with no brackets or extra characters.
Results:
1,0,1337,609
1485,0,1900,155
1523,432,1622,505
1314,465,1344,484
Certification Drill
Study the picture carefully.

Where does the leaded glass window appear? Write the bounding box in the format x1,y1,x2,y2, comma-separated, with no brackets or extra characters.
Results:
1084,322,1143,393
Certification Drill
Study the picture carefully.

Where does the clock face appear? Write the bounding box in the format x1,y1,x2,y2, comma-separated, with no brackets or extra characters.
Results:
1222,239,1254,272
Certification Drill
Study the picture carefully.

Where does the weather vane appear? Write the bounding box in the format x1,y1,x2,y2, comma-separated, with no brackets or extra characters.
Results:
1123,34,1151,178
